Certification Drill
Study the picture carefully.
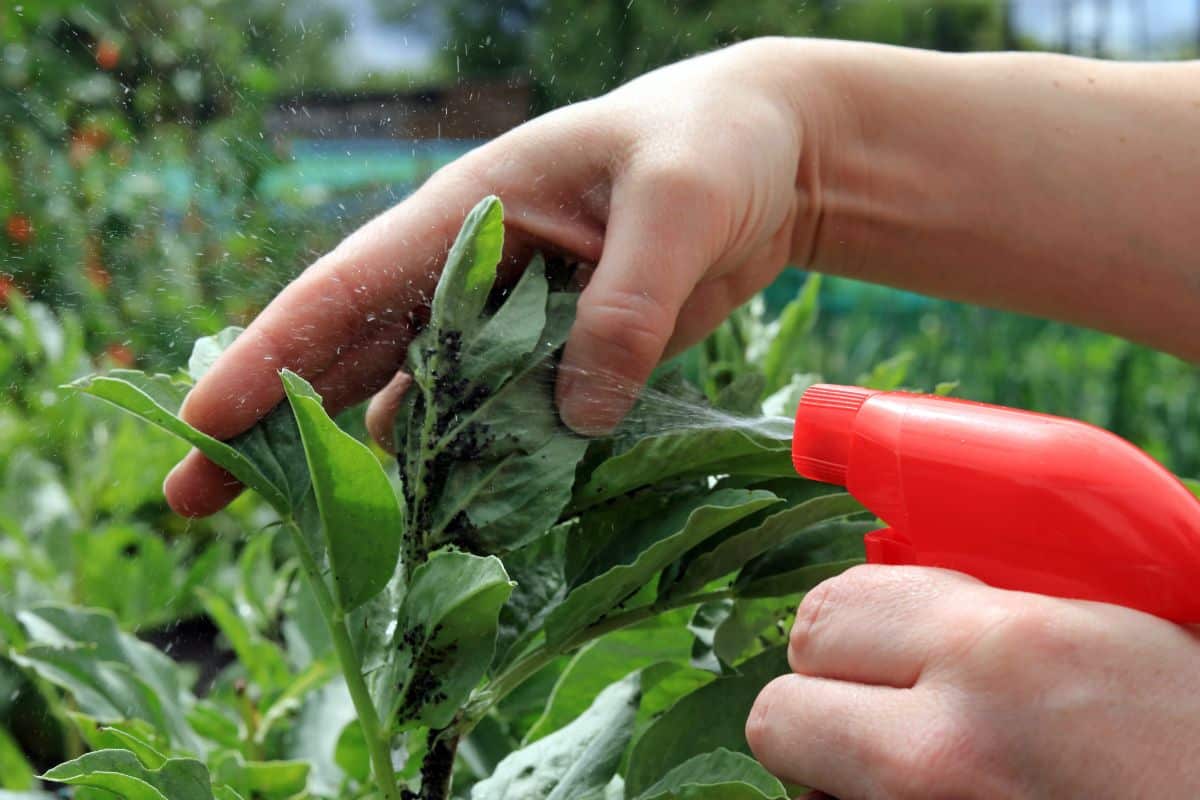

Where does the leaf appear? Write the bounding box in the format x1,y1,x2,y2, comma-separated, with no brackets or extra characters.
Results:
281,370,403,612
68,715,168,770
196,589,291,696
210,752,310,798
461,254,549,389
857,351,915,391
760,372,821,418
379,552,513,729
711,595,803,666
188,327,244,382
624,647,789,797
761,273,821,393
573,431,793,510
493,525,569,672
42,749,216,800
634,749,787,800
687,600,734,674
283,679,357,796
525,614,693,743
441,435,588,553
546,490,779,646
733,520,874,598
471,673,641,800
431,195,505,337
0,726,34,790
67,371,290,512
667,493,863,598
13,606,200,753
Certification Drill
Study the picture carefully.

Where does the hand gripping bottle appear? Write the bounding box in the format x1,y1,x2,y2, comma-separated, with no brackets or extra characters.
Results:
791,384,1200,622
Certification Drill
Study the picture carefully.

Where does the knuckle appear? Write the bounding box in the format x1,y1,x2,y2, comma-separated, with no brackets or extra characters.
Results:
576,289,674,367
639,155,720,202
743,675,790,758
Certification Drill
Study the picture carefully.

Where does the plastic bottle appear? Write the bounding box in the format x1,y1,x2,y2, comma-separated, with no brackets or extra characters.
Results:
791,384,1200,622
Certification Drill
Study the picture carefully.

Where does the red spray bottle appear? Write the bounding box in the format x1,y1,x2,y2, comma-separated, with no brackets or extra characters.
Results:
791,384,1200,622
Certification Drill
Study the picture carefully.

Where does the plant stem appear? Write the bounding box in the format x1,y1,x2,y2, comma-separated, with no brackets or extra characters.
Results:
286,520,401,800
418,728,460,800
460,587,734,733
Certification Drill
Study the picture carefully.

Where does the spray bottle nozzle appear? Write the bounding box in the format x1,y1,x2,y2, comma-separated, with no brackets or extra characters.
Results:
792,384,880,485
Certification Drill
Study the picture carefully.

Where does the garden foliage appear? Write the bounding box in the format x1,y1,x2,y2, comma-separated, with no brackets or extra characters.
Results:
13,196,870,799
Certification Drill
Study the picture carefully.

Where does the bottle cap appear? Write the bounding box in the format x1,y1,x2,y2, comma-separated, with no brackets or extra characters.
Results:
792,384,880,485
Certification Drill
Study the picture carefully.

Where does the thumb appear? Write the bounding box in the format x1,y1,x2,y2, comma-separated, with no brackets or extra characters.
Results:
556,170,715,434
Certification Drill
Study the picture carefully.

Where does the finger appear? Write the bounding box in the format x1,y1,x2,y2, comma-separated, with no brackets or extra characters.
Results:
789,565,982,688
164,450,244,517
746,673,914,798
365,370,413,452
556,170,716,434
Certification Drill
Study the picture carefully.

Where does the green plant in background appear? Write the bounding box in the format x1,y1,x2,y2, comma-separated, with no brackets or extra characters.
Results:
19,196,866,799
0,0,344,366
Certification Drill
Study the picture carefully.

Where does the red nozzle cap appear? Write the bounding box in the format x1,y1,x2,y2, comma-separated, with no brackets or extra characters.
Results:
792,384,881,485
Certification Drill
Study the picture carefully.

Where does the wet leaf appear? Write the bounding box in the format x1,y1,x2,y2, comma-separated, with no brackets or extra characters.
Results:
281,369,403,612
378,552,513,729
471,673,640,800
546,490,779,646
42,749,216,800
633,748,787,800
624,647,789,797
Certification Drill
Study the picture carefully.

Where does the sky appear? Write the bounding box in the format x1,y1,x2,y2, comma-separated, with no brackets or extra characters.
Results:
327,0,1200,78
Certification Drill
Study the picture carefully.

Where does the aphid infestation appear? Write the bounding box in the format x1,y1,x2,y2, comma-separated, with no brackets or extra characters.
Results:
48,196,867,799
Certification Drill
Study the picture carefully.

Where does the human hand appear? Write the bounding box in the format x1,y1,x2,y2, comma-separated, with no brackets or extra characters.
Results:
165,36,833,516
746,565,1200,799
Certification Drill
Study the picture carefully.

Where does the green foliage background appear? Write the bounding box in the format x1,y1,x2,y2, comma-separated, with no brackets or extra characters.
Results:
0,0,1197,796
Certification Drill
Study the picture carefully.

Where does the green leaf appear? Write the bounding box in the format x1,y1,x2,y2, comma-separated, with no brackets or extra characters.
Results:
461,254,549,389
68,715,168,770
493,525,569,672
761,273,821,393
687,600,735,674
42,750,215,800
857,350,915,391
667,493,863,598
0,726,35,790
573,432,793,510
431,195,505,337
13,606,200,753
441,435,588,553
546,490,779,646
733,520,873,598
471,673,641,800
380,552,513,728
210,751,310,799
281,370,404,612
67,371,290,512
624,648,789,797
196,588,291,695
634,749,787,800
188,327,244,381
711,595,803,666
525,615,693,743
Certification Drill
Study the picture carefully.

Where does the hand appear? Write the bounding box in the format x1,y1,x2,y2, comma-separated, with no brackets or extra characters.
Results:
165,37,832,516
746,565,1200,799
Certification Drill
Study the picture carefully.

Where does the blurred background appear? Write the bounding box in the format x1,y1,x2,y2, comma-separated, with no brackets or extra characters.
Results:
0,0,1197,785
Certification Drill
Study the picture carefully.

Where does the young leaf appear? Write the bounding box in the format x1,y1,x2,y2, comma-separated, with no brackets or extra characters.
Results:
666,493,863,598
572,431,793,510
42,749,217,800
470,673,641,800
13,606,200,753
460,254,549,389
189,327,244,382
624,647,789,797
281,369,403,612
761,273,821,394
633,748,787,800
431,195,505,338
67,371,291,512
733,520,873,598
379,552,514,729
524,614,694,743
546,490,779,646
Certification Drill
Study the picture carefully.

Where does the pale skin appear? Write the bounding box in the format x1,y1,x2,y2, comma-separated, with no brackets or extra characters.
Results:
166,38,1200,798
